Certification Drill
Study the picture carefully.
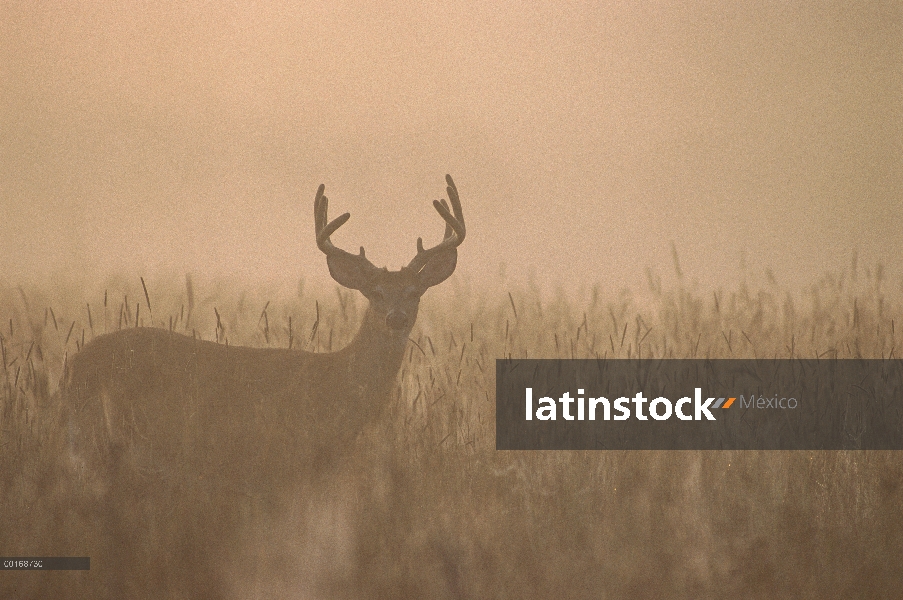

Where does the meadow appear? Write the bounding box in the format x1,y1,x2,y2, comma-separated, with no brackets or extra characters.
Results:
1,263,901,598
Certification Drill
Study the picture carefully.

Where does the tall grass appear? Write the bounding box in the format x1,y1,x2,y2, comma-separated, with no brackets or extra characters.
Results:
1,265,901,598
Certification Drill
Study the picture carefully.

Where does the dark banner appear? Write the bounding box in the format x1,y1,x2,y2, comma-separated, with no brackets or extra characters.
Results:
496,359,903,450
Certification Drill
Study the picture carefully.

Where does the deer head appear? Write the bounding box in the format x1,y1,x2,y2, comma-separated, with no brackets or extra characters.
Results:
314,174,466,336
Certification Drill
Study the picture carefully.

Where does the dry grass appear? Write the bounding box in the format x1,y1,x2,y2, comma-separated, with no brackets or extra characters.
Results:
1,265,902,598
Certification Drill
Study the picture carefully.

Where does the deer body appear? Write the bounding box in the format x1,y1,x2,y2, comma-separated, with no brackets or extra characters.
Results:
65,308,408,492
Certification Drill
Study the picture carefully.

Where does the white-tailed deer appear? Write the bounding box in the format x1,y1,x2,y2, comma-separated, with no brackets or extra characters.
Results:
61,175,465,597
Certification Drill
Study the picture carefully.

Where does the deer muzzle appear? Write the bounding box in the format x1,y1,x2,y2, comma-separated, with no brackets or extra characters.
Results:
385,310,409,331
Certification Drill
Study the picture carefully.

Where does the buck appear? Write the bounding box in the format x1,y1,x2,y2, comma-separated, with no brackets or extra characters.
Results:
61,175,465,596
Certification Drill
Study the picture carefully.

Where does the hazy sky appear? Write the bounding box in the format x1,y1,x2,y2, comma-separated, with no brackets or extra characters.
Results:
2,1,901,295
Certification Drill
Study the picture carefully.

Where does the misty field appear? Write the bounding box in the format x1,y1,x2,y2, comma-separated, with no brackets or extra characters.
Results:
1,265,901,598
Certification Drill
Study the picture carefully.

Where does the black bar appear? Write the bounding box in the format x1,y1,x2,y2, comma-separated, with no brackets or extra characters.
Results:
1,557,90,570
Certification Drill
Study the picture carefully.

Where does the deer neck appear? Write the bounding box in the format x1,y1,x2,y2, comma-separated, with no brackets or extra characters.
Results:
341,305,410,396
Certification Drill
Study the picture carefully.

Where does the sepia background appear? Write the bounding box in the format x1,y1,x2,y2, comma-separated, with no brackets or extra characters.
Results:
2,1,901,292
2,1,902,598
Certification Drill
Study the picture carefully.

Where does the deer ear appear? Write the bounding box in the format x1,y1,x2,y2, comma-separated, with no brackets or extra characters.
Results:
327,254,378,290
416,248,457,289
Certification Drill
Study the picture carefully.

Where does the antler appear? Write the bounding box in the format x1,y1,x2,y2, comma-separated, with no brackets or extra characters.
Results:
406,174,466,273
314,184,377,267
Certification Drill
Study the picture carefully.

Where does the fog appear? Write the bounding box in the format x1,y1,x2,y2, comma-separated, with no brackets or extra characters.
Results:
2,1,901,294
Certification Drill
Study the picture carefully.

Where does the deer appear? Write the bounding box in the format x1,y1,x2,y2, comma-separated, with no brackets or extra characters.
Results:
59,175,465,598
